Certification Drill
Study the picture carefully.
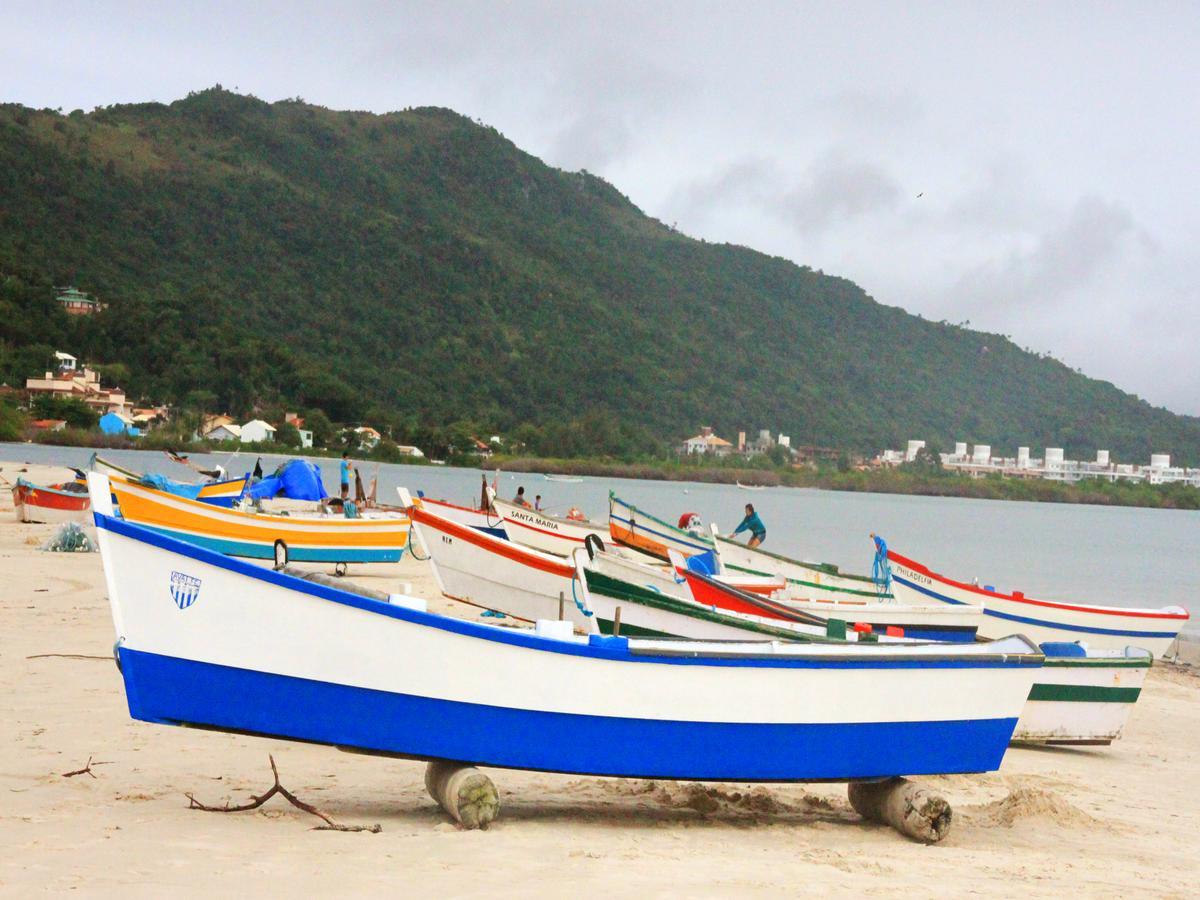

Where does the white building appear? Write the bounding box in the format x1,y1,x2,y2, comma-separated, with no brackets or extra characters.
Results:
938,442,1200,487
206,423,241,442
297,428,313,449
680,426,733,457
240,419,276,443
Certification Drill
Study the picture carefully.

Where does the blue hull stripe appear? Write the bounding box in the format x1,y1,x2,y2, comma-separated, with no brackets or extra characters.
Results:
95,513,1037,670
196,498,239,509
119,647,1017,780
129,523,403,564
611,512,711,554
882,626,976,643
894,576,1179,640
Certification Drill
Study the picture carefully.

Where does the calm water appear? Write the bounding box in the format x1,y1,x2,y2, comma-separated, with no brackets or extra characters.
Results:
4,442,1197,634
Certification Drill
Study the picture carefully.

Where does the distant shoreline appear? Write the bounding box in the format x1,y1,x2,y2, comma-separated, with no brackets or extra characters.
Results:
12,433,1200,511
493,456,1200,511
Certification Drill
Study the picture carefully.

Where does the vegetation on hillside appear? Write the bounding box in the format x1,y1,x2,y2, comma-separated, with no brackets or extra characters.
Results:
1,88,1198,463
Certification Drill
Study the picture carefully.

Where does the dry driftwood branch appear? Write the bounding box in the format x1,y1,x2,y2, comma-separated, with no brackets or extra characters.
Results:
62,756,110,778
28,653,112,661
186,755,380,833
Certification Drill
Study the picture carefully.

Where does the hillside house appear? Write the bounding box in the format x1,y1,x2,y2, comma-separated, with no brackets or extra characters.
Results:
285,412,313,448
205,423,242,442
99,411,140,436
240,419,276,443
56,287,104,316
680,426,733,457
25,360,126,414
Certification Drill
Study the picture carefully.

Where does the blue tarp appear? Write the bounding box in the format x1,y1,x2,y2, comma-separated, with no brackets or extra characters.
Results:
138,473,203,500
246,459,329,502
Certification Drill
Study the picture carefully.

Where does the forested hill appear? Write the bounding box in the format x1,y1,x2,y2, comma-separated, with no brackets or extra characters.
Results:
1,87,1198,462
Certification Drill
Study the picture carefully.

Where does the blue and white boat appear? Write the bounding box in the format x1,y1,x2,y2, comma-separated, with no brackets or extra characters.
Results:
883,540,1189,658
89,473,1043,782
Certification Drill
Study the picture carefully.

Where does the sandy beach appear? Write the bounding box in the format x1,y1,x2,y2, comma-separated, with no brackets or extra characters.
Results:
3,463,1199,897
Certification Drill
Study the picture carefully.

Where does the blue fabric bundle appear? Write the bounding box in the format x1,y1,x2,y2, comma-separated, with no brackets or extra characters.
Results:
246,459,329,501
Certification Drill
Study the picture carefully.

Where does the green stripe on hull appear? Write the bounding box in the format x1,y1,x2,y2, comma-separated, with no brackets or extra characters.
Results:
596,619,673,638
1027,684,1143,703
585,570,830,642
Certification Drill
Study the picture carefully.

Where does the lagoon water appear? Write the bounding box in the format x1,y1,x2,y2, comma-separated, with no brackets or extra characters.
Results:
4,441,1197,635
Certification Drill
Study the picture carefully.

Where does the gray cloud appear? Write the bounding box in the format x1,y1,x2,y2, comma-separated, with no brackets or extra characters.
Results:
950,196,1150,311
775,153,903,235
665,152,902,238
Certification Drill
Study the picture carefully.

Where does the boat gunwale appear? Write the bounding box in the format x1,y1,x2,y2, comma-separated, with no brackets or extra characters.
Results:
888,549,1190,620
111,474,408,531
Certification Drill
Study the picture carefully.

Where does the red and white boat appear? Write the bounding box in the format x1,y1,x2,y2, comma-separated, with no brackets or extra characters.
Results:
883,542,1189,657
491,495,609,557
12,478,91,524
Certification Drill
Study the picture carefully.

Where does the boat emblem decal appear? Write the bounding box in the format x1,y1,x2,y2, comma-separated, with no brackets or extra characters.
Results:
170,571,202,609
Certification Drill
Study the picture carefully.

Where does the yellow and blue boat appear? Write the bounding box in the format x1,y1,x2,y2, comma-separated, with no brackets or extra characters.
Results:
106,473,409,564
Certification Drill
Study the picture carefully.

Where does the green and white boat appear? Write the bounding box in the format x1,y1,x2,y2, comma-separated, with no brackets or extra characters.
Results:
1012,643,1152,745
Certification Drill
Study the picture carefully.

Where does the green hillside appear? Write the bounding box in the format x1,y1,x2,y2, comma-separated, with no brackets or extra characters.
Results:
1,87,1197,462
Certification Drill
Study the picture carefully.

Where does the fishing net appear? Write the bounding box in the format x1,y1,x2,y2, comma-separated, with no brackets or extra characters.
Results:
40,522,98,553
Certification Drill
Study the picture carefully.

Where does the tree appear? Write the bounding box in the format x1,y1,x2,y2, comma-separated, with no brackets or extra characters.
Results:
303,408,335,448
0,397,26,441
275,421,301,448
30,394,98,429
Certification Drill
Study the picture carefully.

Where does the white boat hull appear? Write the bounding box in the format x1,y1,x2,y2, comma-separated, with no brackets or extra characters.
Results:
887,549,1188,658
90,472,1044,781
492,497,607,556
1012,650,1151,745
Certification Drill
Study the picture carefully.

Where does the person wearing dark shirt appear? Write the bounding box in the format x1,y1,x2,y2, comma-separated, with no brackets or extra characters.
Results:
731,503,766,548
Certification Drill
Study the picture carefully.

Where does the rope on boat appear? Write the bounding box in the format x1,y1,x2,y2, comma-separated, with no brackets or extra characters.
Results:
406,529,431,561
570,569,595,618
871,534,892,599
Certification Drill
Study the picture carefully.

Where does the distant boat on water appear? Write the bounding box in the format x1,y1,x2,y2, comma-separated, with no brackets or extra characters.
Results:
736,481,767,491
544,474,583,483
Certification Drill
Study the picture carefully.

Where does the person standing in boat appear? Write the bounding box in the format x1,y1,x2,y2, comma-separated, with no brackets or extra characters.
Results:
514,486,532,508
731,503,766,548
339,451,353,500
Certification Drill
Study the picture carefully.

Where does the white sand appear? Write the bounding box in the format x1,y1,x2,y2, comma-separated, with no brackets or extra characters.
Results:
3,462,1200,897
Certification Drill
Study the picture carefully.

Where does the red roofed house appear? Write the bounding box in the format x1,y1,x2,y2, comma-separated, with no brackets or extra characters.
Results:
679,426,733,457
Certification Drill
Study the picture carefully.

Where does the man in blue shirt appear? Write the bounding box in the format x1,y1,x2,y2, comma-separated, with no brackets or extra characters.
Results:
340,452,353,500
731,503,766,548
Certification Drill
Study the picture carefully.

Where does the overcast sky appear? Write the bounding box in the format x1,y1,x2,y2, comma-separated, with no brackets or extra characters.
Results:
7,2,1199,415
